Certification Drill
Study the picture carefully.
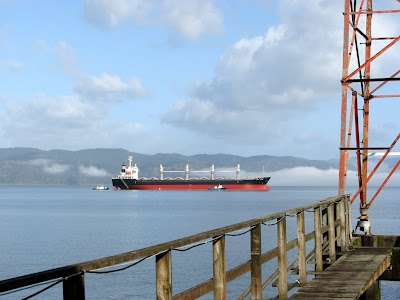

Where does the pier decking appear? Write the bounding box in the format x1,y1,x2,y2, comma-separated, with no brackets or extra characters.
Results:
290,247,392,299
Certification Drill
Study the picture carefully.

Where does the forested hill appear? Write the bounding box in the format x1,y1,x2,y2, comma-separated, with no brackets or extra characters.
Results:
0,147,345,185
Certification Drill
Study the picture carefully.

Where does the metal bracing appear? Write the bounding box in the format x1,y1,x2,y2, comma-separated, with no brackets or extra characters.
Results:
338,0,400,234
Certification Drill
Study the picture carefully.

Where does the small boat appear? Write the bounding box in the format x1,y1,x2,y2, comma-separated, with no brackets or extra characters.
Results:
208,184,227,191
93,185,109,190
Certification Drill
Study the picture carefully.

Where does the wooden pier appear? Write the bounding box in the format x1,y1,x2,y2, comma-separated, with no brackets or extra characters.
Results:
290,247,392,299
1,195,399,299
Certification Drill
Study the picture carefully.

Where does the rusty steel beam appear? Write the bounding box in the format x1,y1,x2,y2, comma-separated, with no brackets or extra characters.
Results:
371,95,400,98
339,147,390,150
339,0,351,195
343,35,400,82
360,0,373,208
372,37,400,40
353,93,365,205
350,133,400,204
345,9,400,14
343,93,355,179
346,77,400,83
347,0,365,63
368,159,400,206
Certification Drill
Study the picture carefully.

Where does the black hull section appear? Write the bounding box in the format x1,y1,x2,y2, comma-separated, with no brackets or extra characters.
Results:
112,177,270,191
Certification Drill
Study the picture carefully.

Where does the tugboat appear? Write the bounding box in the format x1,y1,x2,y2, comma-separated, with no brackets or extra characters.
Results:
112,156,270,191
93,185,109,190
208,184,227,190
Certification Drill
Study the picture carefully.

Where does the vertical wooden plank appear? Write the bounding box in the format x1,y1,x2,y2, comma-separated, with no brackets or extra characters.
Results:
314,207,323,272
328,204,336,262
63,272,85,300
321,207,328,247
213,235,226,300
278,217,288,299
346,195,351,248
297,211,307,286
250,224,262,300
156,251,172,300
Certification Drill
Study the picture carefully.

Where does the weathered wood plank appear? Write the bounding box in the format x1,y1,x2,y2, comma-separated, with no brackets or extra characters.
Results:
290,247,391,299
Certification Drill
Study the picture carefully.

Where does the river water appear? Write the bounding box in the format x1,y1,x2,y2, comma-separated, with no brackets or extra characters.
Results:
0,186,399,299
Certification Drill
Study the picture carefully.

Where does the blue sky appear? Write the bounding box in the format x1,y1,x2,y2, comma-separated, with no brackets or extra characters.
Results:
0,0,399,161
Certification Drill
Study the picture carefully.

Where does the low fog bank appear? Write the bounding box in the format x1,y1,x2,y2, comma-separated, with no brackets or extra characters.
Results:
255,167,399,187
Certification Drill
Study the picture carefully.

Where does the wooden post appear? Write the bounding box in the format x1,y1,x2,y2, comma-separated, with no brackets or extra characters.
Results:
213,235,226,300
63,272,85,300
321,207,328,248
314,207,323,272
328,204,336,262
346,196,352,247
278,217,288,299
250,224,262,300
156,251,172,300
297,212,307,286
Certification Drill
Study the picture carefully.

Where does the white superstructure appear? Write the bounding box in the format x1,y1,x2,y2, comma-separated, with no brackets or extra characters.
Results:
118,156,139,179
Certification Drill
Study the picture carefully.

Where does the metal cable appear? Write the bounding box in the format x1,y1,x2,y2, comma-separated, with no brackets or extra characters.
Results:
21,279,63,300
16,272,83,300
172,235,223,252
0,279,61,298
86,255,155,274
262,216,285,226
226,226,256,236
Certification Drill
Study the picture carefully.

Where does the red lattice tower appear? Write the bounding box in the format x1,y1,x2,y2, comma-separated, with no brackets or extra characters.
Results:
338,0,400,234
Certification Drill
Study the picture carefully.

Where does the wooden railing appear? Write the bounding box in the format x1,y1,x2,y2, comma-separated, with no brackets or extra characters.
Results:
0,195,351,299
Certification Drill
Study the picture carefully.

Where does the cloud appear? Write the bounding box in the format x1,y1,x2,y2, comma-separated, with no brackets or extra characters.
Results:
83,0,224,39
2,95,99,131
0,60,28,70
29,159,70,174
54,41,82,78
79,165,109,177
0,39,154,152
75,72,150,102
160,0,224,39
35,40,150,103
161,0,343,142
84,0,151,28
268,167,400,187
0,94,152,151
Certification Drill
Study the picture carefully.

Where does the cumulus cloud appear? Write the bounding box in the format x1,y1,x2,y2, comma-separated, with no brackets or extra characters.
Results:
0,94,152,150
0,39,154,151
160,0,224,39
2,95,99,132
84,0,151,28
29,159,70,174
161,0,343,142
35,40,150,103
75,72,150,102
79,165,109,177
83,0,224,39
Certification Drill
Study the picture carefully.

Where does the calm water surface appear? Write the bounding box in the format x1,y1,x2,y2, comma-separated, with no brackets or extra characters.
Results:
0,186,399,299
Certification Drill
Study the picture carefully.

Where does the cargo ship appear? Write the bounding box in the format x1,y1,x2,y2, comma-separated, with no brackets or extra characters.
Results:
112,156,270,191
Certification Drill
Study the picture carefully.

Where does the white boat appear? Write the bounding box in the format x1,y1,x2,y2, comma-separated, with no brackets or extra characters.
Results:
93,185,109,190
208,184,227,191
